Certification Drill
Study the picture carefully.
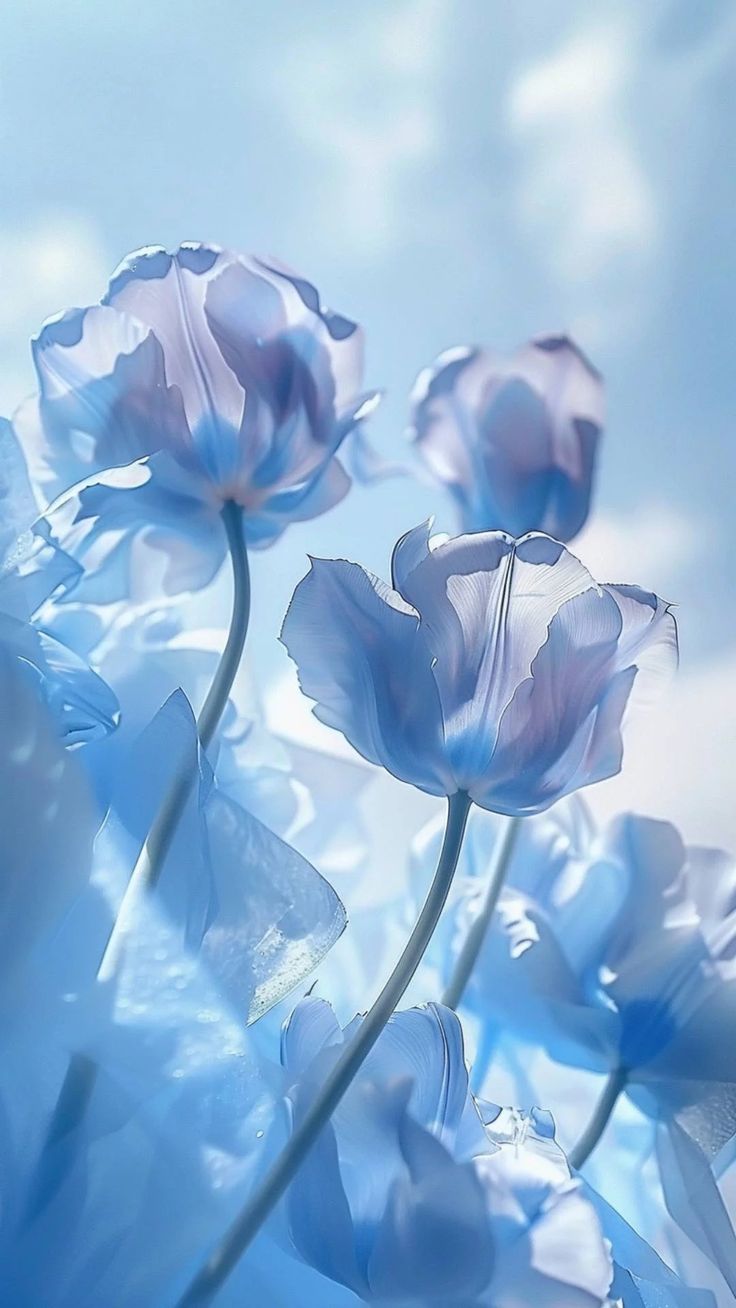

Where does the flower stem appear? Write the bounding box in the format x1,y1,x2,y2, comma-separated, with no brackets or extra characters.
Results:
175,789,473,1307
441,814,521,1011
24,503,249,1219
98,502,250,979
197,501,251,752
569,1066,628,1171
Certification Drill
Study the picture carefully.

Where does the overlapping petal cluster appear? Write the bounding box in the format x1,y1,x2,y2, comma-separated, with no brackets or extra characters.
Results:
21,243,378,592
435,800,736,1101
281,998,613,1305
0,417,118,742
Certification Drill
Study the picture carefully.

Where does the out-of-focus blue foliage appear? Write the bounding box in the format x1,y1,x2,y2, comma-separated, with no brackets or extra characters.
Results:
0,655,354,1305
423,801,736,1099
0,416,119,743
42,598,372,875
410,799,736,1300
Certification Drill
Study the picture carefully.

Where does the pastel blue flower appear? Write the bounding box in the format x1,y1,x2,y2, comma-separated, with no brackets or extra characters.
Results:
484,1105,716,1308
0,416,118,743
281,997,613,1305
440,802,736,1095
22,243,379,593
281,523,677,815
409,336,603,540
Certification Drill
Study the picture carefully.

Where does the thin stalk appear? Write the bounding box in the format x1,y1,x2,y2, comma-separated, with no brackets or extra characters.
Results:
442,814,521,1011
99,501,250,979
197,501,251,752
25,502,250,1218
569,1066,628,1170
175,790,473,1308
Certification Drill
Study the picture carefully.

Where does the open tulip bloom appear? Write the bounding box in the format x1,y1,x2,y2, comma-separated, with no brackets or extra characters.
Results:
1,235,730,1308
22,242,379,597
281,523,676,814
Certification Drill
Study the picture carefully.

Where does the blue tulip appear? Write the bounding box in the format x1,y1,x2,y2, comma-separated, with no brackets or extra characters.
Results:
281,998,613,1305
409,335,603,540
282,524,677,815
21,244,379,594
438,802,736,1098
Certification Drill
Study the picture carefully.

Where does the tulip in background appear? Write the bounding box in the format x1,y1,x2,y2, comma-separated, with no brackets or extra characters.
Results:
410,335,603,541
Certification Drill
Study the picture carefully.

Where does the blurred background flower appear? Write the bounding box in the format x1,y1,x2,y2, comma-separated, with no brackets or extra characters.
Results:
409,335,603,540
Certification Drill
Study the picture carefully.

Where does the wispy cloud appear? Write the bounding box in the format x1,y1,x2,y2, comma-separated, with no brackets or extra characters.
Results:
505,17,657,345
260,0,448,258
589,644,736,851
574,500,713,595
0,211,109,414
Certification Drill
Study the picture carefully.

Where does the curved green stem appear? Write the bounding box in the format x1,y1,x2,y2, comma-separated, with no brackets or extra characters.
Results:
569,1066,628,1171
175,790,473,1307
25,504,249,1218
441,814,521,1011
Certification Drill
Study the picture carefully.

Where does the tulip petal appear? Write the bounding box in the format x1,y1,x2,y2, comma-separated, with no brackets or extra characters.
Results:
396,533,599,785
31,305,186,498
104,243,246,440
281,557,452,794
368,1113,495,1302
657,1118,736,1295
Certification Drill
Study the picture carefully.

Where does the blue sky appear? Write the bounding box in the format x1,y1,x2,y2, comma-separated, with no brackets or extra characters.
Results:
2,0,735,844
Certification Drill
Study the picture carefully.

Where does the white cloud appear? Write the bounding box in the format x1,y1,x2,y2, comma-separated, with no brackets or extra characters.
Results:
506,18,657,343
263,663,360,763
588,644,736,852
0,211,109,414
574,500,712,595
574,501,736,848
262,0,448,256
